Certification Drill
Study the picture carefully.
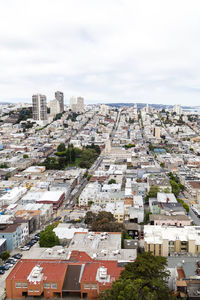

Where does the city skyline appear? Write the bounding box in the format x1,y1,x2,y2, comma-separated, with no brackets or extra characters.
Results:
1,1,200,105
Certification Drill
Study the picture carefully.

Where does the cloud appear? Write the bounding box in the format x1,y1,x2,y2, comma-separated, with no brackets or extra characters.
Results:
0,0,200,105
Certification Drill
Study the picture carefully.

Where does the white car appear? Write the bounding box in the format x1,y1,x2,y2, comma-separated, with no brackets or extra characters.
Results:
20,246,30,251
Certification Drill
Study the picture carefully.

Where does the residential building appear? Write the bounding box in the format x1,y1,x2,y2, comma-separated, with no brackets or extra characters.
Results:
32,94,47,121
0,224,24,251
49,99,60,117
36,191,65,210
153,126,161,139
144,225,200,256
77,97,84,113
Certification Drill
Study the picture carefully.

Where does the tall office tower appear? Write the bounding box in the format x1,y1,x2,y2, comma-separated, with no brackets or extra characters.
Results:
77,97,84,113
32,94,47,121
173,104,182,115
69,96,76,110
50,99,60,116
146,103,151,113
100,104,109,116
133,103,137,114
55,91,64,113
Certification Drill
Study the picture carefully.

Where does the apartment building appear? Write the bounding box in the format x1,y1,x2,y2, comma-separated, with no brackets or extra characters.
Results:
144,225,200,256
32,94,47,121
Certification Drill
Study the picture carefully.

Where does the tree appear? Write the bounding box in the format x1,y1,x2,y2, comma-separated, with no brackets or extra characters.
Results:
39,224,60,248
85,211,96,225
58,157,66,169
85,211,123,232
57,143,66,152
71,148,76,162
170,180,180,198
143,212,152,224
162,187,171,193
108,179,116,184
87,174,92,181
145,186,160,202
79,160,90,169
0,163,8,169
100,252,172,300
0,251,10,261
160,162,165,168
23,154,29,159
149,143,154,152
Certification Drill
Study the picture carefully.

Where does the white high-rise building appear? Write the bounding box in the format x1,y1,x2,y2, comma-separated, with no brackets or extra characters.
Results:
100,104,109,116
69,96,84,112
173,104,182,115
32,94,47,121
69,97,76,110
145,104,151,114
153,127,161,139
49,99,60,116
77,97,84,113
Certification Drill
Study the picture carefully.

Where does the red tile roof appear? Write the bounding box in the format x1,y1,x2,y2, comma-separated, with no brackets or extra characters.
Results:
82,261,123,286
7,259,67,282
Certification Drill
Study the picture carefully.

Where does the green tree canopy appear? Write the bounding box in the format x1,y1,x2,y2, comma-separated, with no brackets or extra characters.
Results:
85,211,123,232
39,223,60,248
108,179,116,184
0,250,10,261
145,186,160,202
100,252,172,300
57,143,66,152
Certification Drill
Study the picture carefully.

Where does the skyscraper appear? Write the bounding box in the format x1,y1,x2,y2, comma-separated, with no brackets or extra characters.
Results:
77,97,84,113
55,91,64,113
32,94,47,121
173,104,182,115
69,96,76,110
49,98,60,116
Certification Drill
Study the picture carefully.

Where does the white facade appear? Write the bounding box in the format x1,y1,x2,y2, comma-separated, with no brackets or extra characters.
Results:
173,104,182,115
50,98,60,116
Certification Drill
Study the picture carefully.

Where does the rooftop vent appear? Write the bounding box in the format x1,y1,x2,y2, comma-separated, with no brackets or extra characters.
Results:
99,267,107,279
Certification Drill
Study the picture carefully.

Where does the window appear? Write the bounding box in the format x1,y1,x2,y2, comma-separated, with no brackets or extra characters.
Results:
22,282,27,288
84,284,90,289
91,284,97,289
51,283,57,289
44,283,50,288
15,282,21,288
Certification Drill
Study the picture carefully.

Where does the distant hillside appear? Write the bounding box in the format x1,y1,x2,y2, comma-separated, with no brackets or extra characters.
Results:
105,103,199,110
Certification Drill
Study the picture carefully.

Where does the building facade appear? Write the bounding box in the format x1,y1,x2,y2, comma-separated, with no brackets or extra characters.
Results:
55,91,64,113
6,252,123,299
32,94,47,121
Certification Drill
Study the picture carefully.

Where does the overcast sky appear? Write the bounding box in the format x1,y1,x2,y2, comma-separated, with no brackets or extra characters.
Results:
0,0,200,105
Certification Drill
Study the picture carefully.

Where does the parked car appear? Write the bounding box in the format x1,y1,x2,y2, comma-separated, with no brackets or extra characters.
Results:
25,242,33,247
20,246,30,251
0,264,10,270
5,263,13,269
30,239,38,244
12,253,22,259
35,233,40,238
0,269,5,275
6,259,16,265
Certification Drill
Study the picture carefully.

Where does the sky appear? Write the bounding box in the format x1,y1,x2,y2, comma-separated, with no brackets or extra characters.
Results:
0,0,200,106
